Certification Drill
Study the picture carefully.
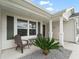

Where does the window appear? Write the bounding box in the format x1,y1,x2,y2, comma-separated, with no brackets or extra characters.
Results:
29,21,36,35
7,16,14,40
38,22,40,34
17,19,28,36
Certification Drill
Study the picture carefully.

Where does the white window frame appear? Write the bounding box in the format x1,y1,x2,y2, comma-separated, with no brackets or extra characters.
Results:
16,17,38,37
29,21,37,36
17,19,28,36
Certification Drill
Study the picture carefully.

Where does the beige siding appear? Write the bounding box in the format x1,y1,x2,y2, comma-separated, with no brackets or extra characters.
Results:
45,23,49,38
52,21,59,39
64,19,75,42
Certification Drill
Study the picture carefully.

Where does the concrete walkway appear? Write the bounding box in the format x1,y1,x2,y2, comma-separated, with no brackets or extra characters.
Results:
19,48,71,59
64,42,79,59
1,42,79,59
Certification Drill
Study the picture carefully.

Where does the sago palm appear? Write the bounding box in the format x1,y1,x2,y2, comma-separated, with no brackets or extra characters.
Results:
33,36,61,55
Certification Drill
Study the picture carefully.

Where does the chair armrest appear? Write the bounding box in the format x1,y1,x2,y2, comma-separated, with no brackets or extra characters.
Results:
22,40,28,41
22,40,29,43
22,40,29,45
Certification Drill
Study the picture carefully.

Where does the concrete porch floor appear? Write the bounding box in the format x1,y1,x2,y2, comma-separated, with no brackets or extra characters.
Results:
1,42,79,59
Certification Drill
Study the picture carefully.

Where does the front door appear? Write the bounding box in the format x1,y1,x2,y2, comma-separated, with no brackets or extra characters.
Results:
43,25,45,37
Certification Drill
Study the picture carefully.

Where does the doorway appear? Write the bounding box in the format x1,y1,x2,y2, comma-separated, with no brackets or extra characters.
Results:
43,25,45,37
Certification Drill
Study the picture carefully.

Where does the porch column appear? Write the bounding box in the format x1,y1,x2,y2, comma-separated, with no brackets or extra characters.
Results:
75,18,79,43
36,21,38,35
14,16,17,36
40,22,43,34
49,20,53,39
28,20,29,37
59,17,64,46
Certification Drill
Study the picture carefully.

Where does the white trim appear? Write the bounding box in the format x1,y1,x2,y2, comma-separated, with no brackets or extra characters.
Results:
59,17,64,46
40,22,43,34
28,20,29,37
2,10,8,49
17,17,38,39
0,0,50,20
14,16,17,36
36,21,38,35
75,17,79,43
24,0,52,15
49,20,53,39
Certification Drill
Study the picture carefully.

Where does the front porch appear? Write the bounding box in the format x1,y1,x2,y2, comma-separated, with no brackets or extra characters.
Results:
0,0,78,59
0,0,76,51
1,42,79,59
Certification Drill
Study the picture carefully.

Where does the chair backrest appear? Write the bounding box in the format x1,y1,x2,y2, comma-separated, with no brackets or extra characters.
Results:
14,35,23,46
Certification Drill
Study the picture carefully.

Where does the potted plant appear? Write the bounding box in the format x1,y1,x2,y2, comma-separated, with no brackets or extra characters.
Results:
33,36,61,55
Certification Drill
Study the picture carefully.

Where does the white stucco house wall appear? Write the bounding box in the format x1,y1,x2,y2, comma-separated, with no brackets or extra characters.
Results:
0,0,79,53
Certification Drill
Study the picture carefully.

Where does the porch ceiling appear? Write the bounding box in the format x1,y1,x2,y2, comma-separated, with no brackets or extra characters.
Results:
0,0,51,22
0,0,74,22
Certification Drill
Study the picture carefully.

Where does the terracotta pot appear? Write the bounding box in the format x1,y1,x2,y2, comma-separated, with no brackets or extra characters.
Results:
43,49,49,55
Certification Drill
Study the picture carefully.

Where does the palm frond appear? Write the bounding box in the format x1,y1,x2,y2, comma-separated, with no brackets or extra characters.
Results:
33,36,62,51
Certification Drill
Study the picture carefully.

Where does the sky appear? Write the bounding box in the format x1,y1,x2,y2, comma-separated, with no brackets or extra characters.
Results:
32,0,79,13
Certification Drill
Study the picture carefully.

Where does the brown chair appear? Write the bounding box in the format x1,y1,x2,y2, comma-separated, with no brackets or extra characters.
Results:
14,35,29,53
